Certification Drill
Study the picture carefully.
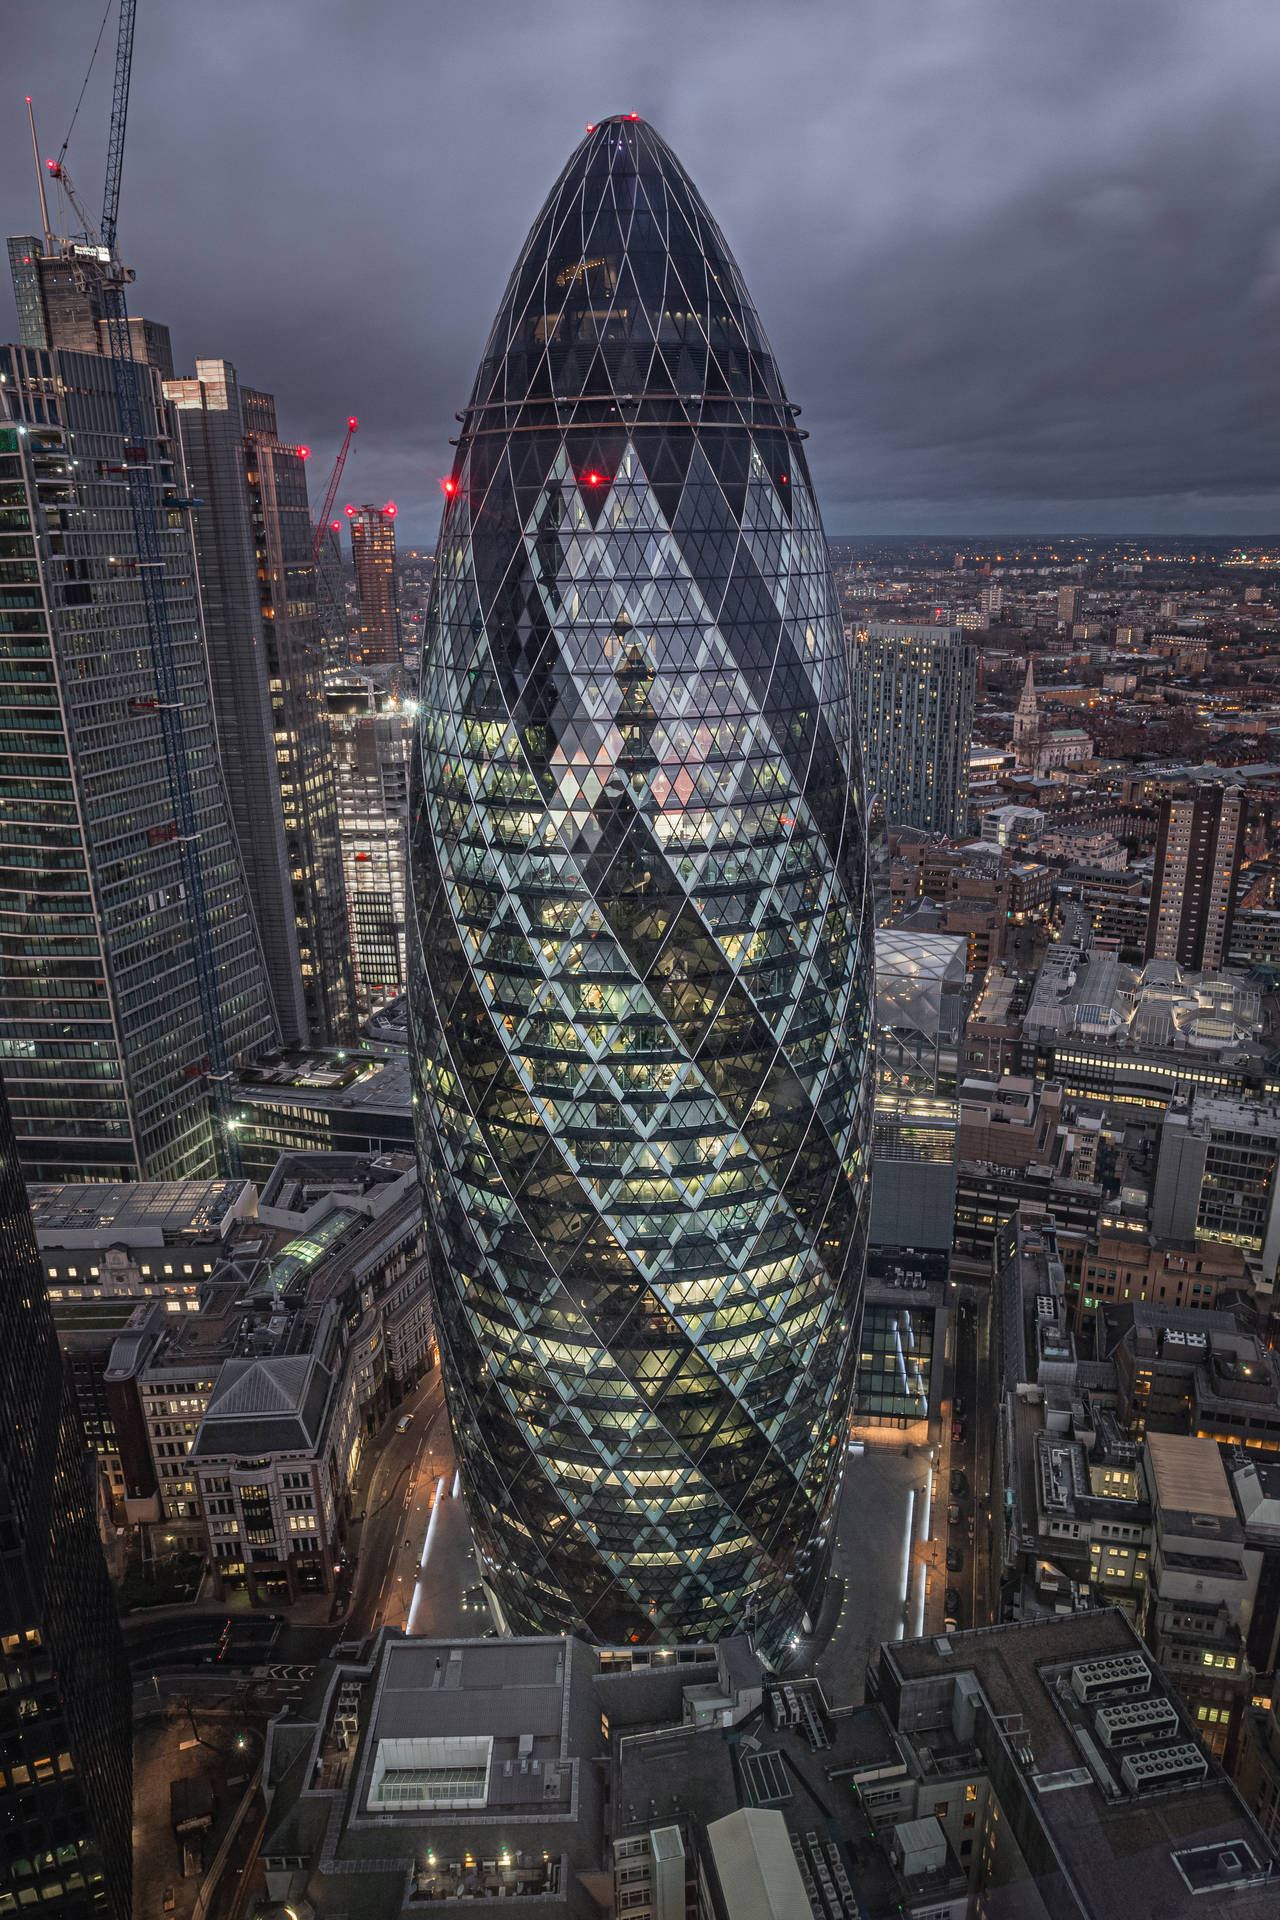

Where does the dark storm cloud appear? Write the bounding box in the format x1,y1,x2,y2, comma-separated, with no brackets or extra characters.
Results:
4,0,1279,538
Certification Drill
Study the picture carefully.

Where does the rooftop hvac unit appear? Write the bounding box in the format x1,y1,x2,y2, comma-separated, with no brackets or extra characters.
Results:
1094,1696,1180,1750
1070,1653,1152,1704
1121,1743,1208,1795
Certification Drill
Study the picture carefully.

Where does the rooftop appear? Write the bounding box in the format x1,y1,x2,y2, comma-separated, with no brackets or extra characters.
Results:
880,1611,1276,1917
1145,1431,1235,1519
28,1177,254,1247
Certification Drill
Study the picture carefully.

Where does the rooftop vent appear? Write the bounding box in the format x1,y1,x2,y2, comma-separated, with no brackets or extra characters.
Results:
1094,1696,1180,1750
1070,1653,1151,1704
1120,1743,1207,1795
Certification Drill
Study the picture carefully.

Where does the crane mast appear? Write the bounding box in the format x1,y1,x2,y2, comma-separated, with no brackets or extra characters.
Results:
313,415,358,563
95,0,242,1174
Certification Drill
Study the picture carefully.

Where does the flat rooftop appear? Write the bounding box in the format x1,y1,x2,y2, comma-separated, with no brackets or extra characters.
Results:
884,1612,1276,1915
1146,1431,1235,1519
232,1055,411,1115
28,1178,253,1246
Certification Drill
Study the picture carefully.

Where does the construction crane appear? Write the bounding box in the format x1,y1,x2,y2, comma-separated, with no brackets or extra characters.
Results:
312,415,358,563
94,0,242,1175
312,417,358,661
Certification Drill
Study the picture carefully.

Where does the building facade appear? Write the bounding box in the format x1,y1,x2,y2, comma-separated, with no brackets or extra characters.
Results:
325,670,412,1013
0,1085,131,1920
0,356,276,1180
409,116,872,1652
242,385,357,1040
1147,783,1247,971
349,504,400,664
166,360,355,1045
852,621,976,838
870,927,967,1249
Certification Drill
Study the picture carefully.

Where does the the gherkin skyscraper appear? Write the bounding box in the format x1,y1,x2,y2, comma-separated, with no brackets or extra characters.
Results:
409,115,872,1652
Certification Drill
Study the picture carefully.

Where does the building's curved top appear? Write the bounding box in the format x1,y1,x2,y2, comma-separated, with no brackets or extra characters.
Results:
462,115,797,450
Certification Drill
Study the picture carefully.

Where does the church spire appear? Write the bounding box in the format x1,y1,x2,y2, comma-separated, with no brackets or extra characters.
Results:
1017,657,1037,715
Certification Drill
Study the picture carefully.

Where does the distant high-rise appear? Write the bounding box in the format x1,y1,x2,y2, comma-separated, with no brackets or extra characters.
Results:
0,1080,132,1919
0,349,276,1180
1057,583,1082,624
410,117,872,1652
167,361,356,1045
349,504,401,663
852,622,977,838
325,670,412,1013
1147,784,1246,972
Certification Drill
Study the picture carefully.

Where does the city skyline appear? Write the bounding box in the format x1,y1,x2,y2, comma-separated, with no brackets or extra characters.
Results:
4,1,1280,543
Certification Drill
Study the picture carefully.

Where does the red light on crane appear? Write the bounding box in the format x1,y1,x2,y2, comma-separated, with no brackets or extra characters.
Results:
347,416,358,431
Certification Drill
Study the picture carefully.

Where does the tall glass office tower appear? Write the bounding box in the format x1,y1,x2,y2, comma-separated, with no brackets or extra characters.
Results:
0,354,277,1180
410,117,872,1651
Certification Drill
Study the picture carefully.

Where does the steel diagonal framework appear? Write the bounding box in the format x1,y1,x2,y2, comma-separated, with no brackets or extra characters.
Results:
409,118,873,1654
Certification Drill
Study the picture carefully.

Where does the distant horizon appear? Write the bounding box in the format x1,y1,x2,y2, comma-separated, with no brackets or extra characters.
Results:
824,532,1280,545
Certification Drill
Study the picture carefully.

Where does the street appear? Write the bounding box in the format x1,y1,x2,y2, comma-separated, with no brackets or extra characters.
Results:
343,1371,482,1639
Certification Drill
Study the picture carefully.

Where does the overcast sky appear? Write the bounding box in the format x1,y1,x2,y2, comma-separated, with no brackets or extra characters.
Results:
4,0,1280,543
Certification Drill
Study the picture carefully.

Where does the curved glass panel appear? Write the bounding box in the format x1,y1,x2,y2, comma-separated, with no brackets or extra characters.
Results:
409,117,873,1652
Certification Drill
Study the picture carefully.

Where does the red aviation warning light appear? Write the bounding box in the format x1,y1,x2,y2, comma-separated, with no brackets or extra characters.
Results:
345,504,355,516
585,471,604,487
298,446,309,458
347,416,358,431
331,519,340,531
442,478,458,496
384,502,397,517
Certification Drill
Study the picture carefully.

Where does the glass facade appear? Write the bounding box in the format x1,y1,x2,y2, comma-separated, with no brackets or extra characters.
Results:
325,672,412,1014
409,118,872,1652
0,357,277,1181
0,1081,132,1918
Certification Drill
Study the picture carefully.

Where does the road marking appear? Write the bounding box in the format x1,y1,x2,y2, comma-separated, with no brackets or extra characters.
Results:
405,1477,448,1635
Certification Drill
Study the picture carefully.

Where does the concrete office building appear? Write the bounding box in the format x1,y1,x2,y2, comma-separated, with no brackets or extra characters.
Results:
1152,1094,1280,1282
1147,783,1247,971
167,360,356,1045
349,503,401,664
0,347,275,1180
852,622,977,837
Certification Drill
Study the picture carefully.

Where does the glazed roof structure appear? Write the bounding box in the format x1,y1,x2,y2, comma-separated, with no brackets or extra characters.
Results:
463,115,799,457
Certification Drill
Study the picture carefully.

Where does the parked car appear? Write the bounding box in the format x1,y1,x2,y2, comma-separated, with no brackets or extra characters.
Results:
947,1501,961,1525
952,1396,965,1418
946,1544,964,1574
950,1469,968,1498
952,1418,966,1443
